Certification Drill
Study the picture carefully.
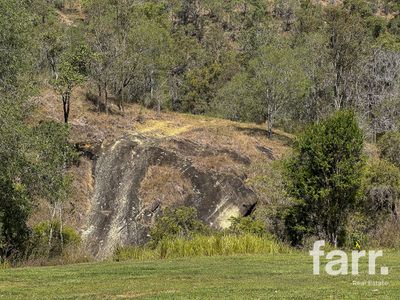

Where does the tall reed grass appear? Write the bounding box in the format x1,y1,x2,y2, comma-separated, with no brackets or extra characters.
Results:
114,234,291,261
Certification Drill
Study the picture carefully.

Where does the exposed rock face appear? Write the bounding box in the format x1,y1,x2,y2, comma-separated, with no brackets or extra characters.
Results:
83,134,258,259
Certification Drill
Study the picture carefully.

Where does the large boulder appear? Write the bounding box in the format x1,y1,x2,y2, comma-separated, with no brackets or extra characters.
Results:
83,134,258,259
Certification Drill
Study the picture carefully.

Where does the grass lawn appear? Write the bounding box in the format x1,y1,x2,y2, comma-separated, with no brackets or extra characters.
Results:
0,252,399,299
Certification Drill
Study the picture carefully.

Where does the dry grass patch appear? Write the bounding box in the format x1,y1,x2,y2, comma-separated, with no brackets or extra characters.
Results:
191,154,244,175
135,119,193,137
139,165,193,209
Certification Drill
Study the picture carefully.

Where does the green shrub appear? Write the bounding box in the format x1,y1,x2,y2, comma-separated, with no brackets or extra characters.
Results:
343,158,400,249
284,110,364,247
361,158,400,219
51,0,75,11
333,158,400,250
378,131,400,168
228,216,266,236
149,207,210,247
0,181,30,261
345,212,371,250
30,221,80,258
52,0,66,10
247,160,290,240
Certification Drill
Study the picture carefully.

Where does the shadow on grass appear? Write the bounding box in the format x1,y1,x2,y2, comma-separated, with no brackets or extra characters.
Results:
85,92,125,116
234,126,294,146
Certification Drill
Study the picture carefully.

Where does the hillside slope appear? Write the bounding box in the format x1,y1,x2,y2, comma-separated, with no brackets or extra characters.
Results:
32,87,292,258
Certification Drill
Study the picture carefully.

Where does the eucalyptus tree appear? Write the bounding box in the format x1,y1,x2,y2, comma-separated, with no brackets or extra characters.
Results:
84,0,120,113
249,42,309,137
357,46,400,141
296,33,335,123
0,0,35,93
85,0,173,114
324,5,371,110
53,29,89,123
121,3,173,115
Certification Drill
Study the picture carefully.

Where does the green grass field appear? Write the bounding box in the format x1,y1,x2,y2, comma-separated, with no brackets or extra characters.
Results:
0,252,399,299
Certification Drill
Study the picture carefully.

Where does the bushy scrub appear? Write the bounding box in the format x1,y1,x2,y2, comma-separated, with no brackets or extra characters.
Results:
0,114,74,262
345,212,371,250
361,158,400,219
115,208,289,261
350,158,400,248
52,0,75,11
378,131,400,168
228,216,266,236
149,207,210,248
29,221,81,258
284,111,364,247
247,160,291,240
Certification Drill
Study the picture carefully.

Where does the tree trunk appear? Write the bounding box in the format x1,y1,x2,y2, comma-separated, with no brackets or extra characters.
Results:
48,204,57,257
49,56,57,80
104,83,108,114
169,75,180,111
117,85,125,113
266,114,273,138
58,202,63,253
330,232,338,248
62,92,71,124
150,70,154,100
97,84,102,112
150,70,160,116
157,98,161,117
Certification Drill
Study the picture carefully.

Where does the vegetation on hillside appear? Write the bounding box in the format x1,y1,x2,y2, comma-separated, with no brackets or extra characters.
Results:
1,0,400,265
23,0,400,138
284,111,365,247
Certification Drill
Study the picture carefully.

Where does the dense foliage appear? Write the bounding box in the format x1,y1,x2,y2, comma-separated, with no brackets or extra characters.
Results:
2,0,400,261
149,207,209,247
22,0,400,138
0,0,75,261
378,131,400,167
284,111,365,247
116,207,278,260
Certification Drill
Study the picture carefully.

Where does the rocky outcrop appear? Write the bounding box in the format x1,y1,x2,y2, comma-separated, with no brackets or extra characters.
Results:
82,134,258,259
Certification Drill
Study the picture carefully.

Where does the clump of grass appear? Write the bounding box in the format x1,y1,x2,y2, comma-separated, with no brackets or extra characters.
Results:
0,261,11,269
114,234,291,262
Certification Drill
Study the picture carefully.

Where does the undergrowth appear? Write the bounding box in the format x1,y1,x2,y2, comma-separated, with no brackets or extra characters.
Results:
114,233,291,261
